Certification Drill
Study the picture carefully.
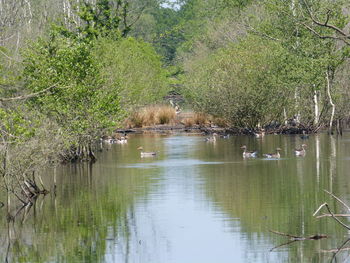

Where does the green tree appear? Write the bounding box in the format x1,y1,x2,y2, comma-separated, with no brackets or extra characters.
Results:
23,30,123,161
93,37,169,108
184,36,295,128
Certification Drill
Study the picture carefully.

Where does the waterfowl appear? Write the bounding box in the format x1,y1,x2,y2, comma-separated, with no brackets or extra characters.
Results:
205,133,217,142
137,146,157,157
220,134,230,139
102,136,116,144
116,136,128,144
263,148,282,159
295,144,307,156
300,130,309,140
240,145,257,158
254,129,265,138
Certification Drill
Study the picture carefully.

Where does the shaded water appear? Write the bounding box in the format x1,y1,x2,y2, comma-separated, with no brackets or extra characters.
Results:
2,133,350,262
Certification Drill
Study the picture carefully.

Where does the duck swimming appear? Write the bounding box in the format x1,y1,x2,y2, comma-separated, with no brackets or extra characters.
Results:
295,144,307,156
205,133,217,142
254,129,265,138
116,136,128,144
263,148,281,159
240,145,257,158
137,146,157,157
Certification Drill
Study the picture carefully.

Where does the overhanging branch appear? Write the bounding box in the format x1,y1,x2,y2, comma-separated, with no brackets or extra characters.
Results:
0,83,59,102
301,0,350,45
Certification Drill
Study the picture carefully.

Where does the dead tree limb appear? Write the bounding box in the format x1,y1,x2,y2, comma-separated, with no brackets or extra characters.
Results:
331,238,350,262
321,246,350,253
324,189,350,212
316,214,350,219
313,203,350,230
269,230,301,239
0,83,59,102
300,0,350,45
269,230,327,251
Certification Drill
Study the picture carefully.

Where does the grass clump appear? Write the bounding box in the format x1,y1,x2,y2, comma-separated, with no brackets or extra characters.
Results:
125,105,176,128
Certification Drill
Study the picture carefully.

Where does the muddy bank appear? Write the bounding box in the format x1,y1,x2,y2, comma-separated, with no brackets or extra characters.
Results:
115,124,317,136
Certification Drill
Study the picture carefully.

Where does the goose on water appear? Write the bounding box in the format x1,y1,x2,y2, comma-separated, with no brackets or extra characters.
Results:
240,145,257,158
263,148,282,159
116,136,128,144
205,133,218,142
295,144,307,156
137,146,157,157
254,129,265,138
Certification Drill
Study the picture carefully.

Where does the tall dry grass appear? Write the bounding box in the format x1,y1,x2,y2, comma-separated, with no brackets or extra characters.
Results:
124,106,229,128
125,105,176,127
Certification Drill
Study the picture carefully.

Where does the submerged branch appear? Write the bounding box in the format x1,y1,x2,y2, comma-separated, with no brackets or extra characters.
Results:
313,203,350,230
324,189,350,212
316,214,350,219
269,230,327,251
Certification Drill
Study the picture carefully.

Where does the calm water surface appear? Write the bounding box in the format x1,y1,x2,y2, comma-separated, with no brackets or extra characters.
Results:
3,133,350,262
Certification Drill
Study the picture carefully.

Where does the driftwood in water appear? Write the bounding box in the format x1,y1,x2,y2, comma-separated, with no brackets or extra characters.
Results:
325,238,350,262
316,214,350,219
313,190,350,231
270,230,327,240
269,230,327,251
312,190,350,261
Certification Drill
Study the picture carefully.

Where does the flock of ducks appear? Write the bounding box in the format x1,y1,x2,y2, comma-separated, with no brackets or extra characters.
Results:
206,131,308,159
102,134,158,158
240,144,307,159
102,135,128,144
103,130,309,159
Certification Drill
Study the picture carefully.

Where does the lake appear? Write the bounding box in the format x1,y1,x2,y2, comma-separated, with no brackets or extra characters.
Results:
2,132,350,262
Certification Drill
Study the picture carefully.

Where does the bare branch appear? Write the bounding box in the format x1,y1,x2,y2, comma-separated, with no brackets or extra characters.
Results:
246,24,280,42
269,230,327,251
332,238,350,261
321,246,350,253
324,189,350,212
0,83,59,102
303,0,350,40
313,202,350,230
269,230,301,239
300,22,350,45
316,214,350,219
0,49,20,62
127,4,146,28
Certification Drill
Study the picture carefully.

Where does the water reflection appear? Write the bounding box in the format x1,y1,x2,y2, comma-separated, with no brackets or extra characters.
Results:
2,133,350,262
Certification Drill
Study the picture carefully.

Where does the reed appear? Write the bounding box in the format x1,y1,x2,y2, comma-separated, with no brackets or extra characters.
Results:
125,105,176,127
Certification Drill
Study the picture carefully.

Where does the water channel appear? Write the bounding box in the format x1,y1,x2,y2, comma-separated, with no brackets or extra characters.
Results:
2,132,350,262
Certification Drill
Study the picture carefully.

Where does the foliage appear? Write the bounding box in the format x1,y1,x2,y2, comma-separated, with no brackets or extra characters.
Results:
93,37,169,108
22,31,123,146
185,37,296,127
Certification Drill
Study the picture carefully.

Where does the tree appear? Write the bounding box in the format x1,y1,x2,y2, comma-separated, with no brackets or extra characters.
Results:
22,29,123,161
184,36,294,128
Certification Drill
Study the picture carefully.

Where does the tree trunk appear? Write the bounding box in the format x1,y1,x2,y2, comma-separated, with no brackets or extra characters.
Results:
283,108,288,125
313,87,319,126
326,70,335,134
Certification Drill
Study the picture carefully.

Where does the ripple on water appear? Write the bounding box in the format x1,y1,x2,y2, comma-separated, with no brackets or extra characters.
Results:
121,159,229,169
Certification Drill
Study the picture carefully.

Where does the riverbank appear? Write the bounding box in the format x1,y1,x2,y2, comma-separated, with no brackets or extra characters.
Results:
116,124,315,136
117,107,346,136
